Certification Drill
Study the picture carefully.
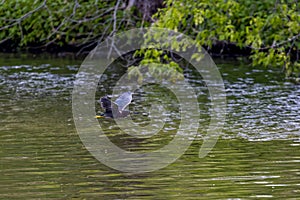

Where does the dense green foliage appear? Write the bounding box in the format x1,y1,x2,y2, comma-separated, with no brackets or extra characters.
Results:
151,0,300,75
0,0,143,53
0,0,299,76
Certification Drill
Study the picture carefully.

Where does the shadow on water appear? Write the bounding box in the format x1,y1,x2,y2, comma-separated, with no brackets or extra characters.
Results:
0,55,299,199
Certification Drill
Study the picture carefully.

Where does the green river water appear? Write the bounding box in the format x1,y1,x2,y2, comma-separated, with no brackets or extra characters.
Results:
0,55,299,199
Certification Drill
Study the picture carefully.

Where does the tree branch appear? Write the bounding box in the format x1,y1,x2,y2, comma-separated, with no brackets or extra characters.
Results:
108,0,121,58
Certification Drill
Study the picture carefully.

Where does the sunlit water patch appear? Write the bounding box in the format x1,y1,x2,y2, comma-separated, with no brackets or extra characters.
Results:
220,63,300,141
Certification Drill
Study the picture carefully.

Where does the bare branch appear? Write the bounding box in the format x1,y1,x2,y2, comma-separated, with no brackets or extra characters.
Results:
0,36,12,45
108,0,121,58
126,0,136,10
251,33,300,50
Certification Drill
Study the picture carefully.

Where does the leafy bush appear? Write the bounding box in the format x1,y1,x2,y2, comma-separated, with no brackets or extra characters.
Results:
152,0,300,75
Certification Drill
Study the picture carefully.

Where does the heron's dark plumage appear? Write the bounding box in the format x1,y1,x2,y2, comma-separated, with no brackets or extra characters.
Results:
98,92,133,118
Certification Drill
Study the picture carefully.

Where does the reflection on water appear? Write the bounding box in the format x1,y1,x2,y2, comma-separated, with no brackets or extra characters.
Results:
0,56,299,199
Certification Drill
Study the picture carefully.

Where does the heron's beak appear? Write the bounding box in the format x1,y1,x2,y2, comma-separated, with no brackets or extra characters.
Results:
95,115,104,119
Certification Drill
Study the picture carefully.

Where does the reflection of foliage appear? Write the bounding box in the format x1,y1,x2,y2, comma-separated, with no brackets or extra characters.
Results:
150,0,300,76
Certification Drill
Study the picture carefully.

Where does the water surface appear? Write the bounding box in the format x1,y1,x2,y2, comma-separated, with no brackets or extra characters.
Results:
0,55,299,199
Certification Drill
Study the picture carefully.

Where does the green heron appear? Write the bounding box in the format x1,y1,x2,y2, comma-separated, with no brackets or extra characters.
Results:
96,91,133,118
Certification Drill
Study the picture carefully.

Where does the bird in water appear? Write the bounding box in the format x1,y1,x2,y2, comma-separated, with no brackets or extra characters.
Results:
96,91,133,118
